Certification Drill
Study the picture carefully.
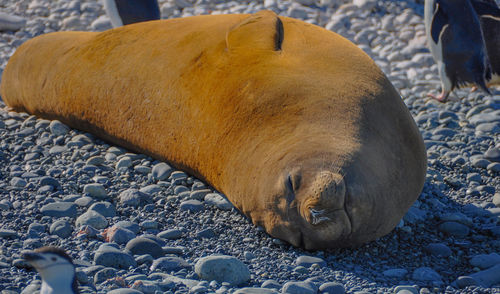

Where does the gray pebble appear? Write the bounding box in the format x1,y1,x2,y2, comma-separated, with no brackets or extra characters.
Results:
281,281,318,294
94,267,116,284
49,120,69,136
233,288,278,294
411,267,441,282
487,162,500,172
382,268,408,278
75,210,108,229
424,243,452,257
470,253,500,269
75,196,95,207
455,276,478,288
126,237,164,258
104,225,136,244
485,148,500,162
107,289,143,294
158,229,183,240
94,246,136,269
115,221,141,234
150,256,191,272
119,189,149,207
393,285,418,294
438,221,469,237
261,280,281,289
49,219,73,238
295,255,326,268
204,193,233,211
41,202,77,218
0,12,26,31
116,156,133,169
469,264,500,287
180,200,204,212
195,255,250,286
83,183,108,199
493,193,500,207
89,201,116,217
319,282,345,294
152,162,173,181
10,177,26,188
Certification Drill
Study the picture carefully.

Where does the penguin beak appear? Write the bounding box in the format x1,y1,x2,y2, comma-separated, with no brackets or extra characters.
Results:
22,252,44,262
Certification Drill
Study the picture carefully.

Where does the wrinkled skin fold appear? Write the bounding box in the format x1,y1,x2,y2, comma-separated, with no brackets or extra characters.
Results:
0,11,427,250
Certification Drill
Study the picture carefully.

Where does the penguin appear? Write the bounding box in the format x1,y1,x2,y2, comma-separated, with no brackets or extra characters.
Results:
471,0,500,86
424,0,491,102
103,0,161,28
22,246,79,294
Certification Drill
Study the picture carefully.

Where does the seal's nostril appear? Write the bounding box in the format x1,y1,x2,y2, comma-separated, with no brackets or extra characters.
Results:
309,208,330,225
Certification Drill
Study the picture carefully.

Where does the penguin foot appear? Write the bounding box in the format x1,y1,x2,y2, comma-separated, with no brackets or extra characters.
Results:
426,90,450,103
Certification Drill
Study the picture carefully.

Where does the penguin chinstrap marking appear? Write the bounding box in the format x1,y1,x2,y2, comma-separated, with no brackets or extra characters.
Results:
22,247,78,294
1,11,427,250
424,0,491,102
103,0,160,27
471,0,500,86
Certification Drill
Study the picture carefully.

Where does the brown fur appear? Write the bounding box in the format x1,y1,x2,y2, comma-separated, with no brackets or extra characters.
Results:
0,11,427,249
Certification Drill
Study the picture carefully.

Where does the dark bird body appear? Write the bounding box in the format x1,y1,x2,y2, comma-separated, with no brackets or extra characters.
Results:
103,0,160,27
471,0,500,85
425,0,491,102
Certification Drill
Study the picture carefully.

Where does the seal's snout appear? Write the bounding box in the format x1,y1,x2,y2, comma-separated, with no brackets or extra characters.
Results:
300,170,346,225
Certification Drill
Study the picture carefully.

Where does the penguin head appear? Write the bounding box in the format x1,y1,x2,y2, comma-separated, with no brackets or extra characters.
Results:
22,246,78,292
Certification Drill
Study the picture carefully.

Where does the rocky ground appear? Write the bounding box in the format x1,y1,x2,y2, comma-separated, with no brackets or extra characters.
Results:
0,0,499,293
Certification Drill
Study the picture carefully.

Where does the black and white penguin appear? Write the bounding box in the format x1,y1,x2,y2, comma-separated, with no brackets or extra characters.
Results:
471,0,500,86
424,0,491,102
103,0,161,28
22,246,79,294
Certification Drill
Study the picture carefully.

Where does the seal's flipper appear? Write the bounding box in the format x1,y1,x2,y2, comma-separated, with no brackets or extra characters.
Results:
431,2,448,44
226,10,284,52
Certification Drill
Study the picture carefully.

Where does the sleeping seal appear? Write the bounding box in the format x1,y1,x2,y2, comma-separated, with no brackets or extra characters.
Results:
0,11,427,249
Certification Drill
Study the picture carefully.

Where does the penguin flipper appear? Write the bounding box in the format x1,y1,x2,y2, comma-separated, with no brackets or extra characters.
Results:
431,2,448,44
471,0,500,18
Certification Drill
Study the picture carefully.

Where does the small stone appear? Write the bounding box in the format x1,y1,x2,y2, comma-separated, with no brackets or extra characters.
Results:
49,220,73,238
485,148,500,162
39,176,60,189
135,254,154,265
94,247,136,269
412,267,442,282
318,282,345,294
49,120,70,136
10,177,27,188
180,200,204,212
91,15,112,31
195,255,250,286
140,184,162,195
0,12,26,31
94,267,116,284
126,237,164,258
424,243,452,257
234,288,278,294
295,255,326,268
196,228,216,239
41,202,77,218
119,189,149,207
438,221,470,237
353,0,376,10
455,276,478,288
75,196,94,207
493,193,500,207
107,289,143,294
470,253,500,269
103,225,136,244
115,221,141,234
75,210,108,229
158,229,183,240
152,162,173,181
487,162,500,173
134,165,151,174
261,280,281,289
190,189,211,200
86,156,105,166
89,201,116,217
281,281,317,294
393,285,418,294
116,157,133,169
382,268,408,278
150,256,191,272
83,183,108,199
469,264,500,287
204,193,233,210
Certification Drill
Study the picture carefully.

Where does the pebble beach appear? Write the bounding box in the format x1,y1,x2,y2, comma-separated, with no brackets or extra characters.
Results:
0,0,499,293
